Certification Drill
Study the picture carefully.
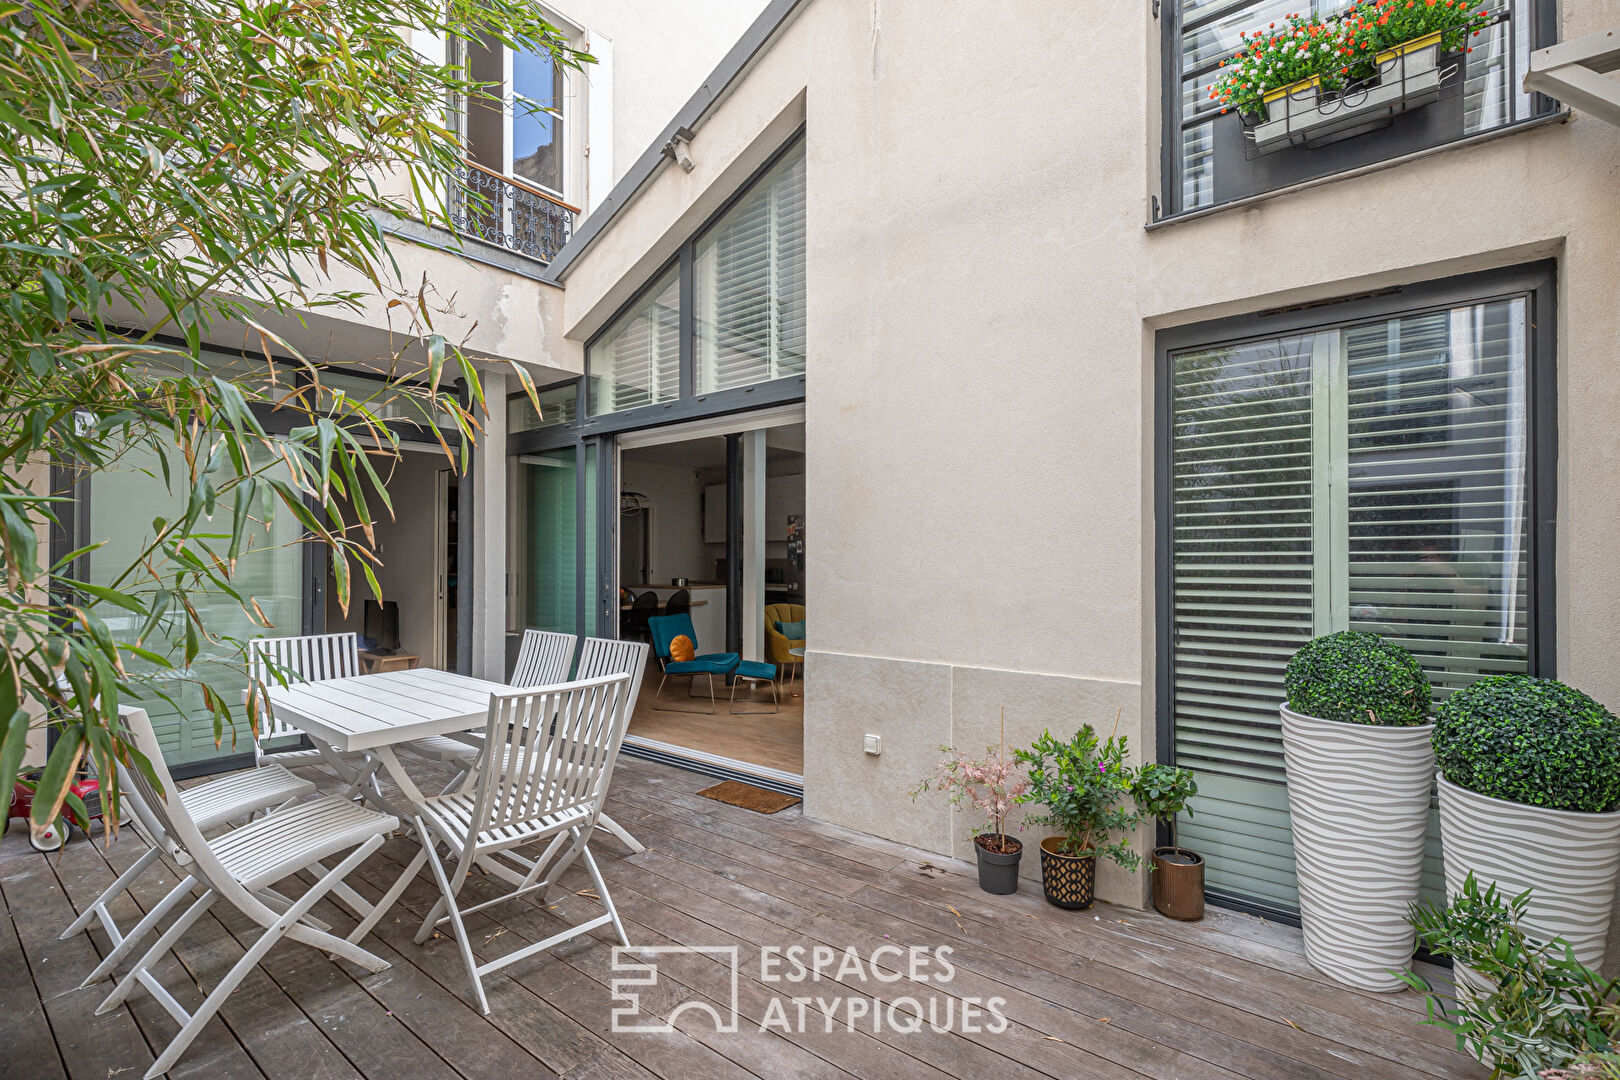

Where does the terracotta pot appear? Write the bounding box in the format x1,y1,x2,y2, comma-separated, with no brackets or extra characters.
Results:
1038,836,1096,910
1151,847,1205,921
973,834,1022,895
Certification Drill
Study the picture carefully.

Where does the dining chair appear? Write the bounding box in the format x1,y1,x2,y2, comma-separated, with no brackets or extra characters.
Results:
575,637,651,853
623,591,658,643
406,628,580,773
393,673,633,1013
96,706,399,1080
248,632,374,790
661,589,691,620
647,613,738,714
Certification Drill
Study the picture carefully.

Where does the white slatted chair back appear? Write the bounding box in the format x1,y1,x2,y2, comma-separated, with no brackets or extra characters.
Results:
113,707,269,915
469,673,629,844
248,632,361,753
576,638,649,720
510,629,578,687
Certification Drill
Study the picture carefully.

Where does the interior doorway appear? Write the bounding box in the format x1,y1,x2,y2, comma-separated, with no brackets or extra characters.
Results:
612,411,806,783
324,443,460,671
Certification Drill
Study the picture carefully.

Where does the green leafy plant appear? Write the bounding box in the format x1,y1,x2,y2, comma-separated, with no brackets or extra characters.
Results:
1015,716,1143,870
1134,762,1199,858
1432,676,1620,813
0,0,590,838
1284,630,1432,726
1400,874,1619,1080
1541,1056,1620,1080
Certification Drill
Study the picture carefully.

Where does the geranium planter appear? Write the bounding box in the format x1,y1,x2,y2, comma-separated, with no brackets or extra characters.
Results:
1249,34,1455,152
974,834,1023,895
1280,705,1434,992
1437,774,1620,978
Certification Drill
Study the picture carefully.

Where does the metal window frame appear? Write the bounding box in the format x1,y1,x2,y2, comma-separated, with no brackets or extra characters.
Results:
1151,260,1559,922
1156,0,1561,220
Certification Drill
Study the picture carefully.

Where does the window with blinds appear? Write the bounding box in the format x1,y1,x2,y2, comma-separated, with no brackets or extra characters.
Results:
1165,0,1548,217
694,137,806,394
1170,296,1532,912
586,266,680,415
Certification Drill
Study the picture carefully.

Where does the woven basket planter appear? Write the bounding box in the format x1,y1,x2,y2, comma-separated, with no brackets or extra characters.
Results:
1437,774,1620,983
1038,837,1096,910
1280,705,1434,992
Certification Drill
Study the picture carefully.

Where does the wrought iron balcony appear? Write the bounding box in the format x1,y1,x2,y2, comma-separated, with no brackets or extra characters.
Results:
447,160,577,265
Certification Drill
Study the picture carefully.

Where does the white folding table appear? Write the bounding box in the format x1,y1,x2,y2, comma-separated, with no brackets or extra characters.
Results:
261,667,504,941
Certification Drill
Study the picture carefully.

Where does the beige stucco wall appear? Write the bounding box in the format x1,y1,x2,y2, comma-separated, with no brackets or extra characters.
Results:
554,0,1620,931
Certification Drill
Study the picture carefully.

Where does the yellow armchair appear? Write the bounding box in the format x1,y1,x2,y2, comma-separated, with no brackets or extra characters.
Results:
764,603,805,667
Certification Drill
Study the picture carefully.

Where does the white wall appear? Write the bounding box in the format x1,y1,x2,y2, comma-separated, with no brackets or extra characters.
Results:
621,458,712,584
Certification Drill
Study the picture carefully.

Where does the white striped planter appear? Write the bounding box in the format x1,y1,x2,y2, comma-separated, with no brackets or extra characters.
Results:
1437,774,1620,983
1280,705,1435,992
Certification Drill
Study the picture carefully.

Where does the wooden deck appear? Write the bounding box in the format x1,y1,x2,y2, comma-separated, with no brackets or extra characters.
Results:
0,755,1484,1080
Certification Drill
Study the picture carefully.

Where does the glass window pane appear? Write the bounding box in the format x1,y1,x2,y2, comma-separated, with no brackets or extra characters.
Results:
515,447,579,634
694,138,807,394
587,266,680,415
509,382,579,433
512,49,563,194
86,440,305,767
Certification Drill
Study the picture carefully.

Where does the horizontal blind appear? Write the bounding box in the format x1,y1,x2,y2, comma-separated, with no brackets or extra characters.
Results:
695,138,806,393
1343,299,1530,905
587,266,680,415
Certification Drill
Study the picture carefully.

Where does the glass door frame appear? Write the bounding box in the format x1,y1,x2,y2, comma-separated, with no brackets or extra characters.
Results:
1152,260,1558,921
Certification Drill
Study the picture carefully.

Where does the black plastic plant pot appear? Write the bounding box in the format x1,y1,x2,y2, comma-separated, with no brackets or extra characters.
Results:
974,834,1023,895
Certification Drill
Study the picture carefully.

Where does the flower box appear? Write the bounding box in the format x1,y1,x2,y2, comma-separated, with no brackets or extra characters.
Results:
1247,33,1456,153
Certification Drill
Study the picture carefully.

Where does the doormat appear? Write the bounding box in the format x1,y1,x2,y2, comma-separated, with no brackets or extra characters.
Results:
697,780,801,814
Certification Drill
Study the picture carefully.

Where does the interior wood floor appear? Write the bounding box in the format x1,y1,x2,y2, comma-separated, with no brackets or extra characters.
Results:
0,754,1484,1080
626,660,805,775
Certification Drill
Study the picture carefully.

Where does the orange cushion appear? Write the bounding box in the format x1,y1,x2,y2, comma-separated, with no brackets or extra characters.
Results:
669,635,696,663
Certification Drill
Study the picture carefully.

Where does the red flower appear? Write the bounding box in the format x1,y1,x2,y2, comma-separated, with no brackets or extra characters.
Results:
1269,21,1276,27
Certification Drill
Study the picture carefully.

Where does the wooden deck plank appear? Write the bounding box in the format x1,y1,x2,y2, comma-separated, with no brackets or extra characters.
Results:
0,871,69,1080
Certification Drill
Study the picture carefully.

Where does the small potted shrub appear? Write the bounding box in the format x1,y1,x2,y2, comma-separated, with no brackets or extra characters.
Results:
1135,763,1203,921
1432,675,1620,977
1015,721,1142,910
1281,630,1434,992
912,718,1028,895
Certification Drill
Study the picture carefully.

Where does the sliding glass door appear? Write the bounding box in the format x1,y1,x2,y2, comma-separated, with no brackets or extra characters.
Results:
1168,291,1538,912
83,441,306,770
510,441,605,654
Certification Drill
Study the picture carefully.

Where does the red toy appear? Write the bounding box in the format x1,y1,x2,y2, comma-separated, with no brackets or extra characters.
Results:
8,775,119,852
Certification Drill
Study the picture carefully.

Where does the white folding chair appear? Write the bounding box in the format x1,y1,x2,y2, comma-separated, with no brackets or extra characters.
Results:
405,628,580,776
59,762,317,958
573,637,649,853
96,706,399,1080
250,632,379,796
393,673,632,1014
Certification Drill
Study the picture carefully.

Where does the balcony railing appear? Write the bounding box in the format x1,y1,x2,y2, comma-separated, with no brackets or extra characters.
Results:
447,160,578,265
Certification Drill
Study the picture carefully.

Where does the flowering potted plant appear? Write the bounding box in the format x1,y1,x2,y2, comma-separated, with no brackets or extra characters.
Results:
1210,1,1492,151
1134,763,1203,921
912,711,1029,894
1015,716,1143,910
1281,631,1434,992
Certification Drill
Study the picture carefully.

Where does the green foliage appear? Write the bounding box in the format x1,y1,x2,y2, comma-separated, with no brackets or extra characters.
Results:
1433,676,1620,814
1134,761,1198,854
1284,630,1432,726
0,0,590,835
1400,874,1619,1080
1015,726,1143,870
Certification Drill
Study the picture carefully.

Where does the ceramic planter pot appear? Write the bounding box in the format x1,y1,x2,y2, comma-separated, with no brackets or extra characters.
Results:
1038,837,1096,910
1152,847,1205,921
974,834,1023,895
1280,705,1434,992
1437,774,1620,978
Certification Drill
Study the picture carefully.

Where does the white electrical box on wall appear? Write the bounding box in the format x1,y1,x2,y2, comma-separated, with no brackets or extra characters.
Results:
864,734,882,756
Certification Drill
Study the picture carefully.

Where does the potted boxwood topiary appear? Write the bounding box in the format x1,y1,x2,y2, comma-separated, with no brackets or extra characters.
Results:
1015,719,1142,910
1432,675,1620,978
1134,763,1203,921
1281,630,1435,992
